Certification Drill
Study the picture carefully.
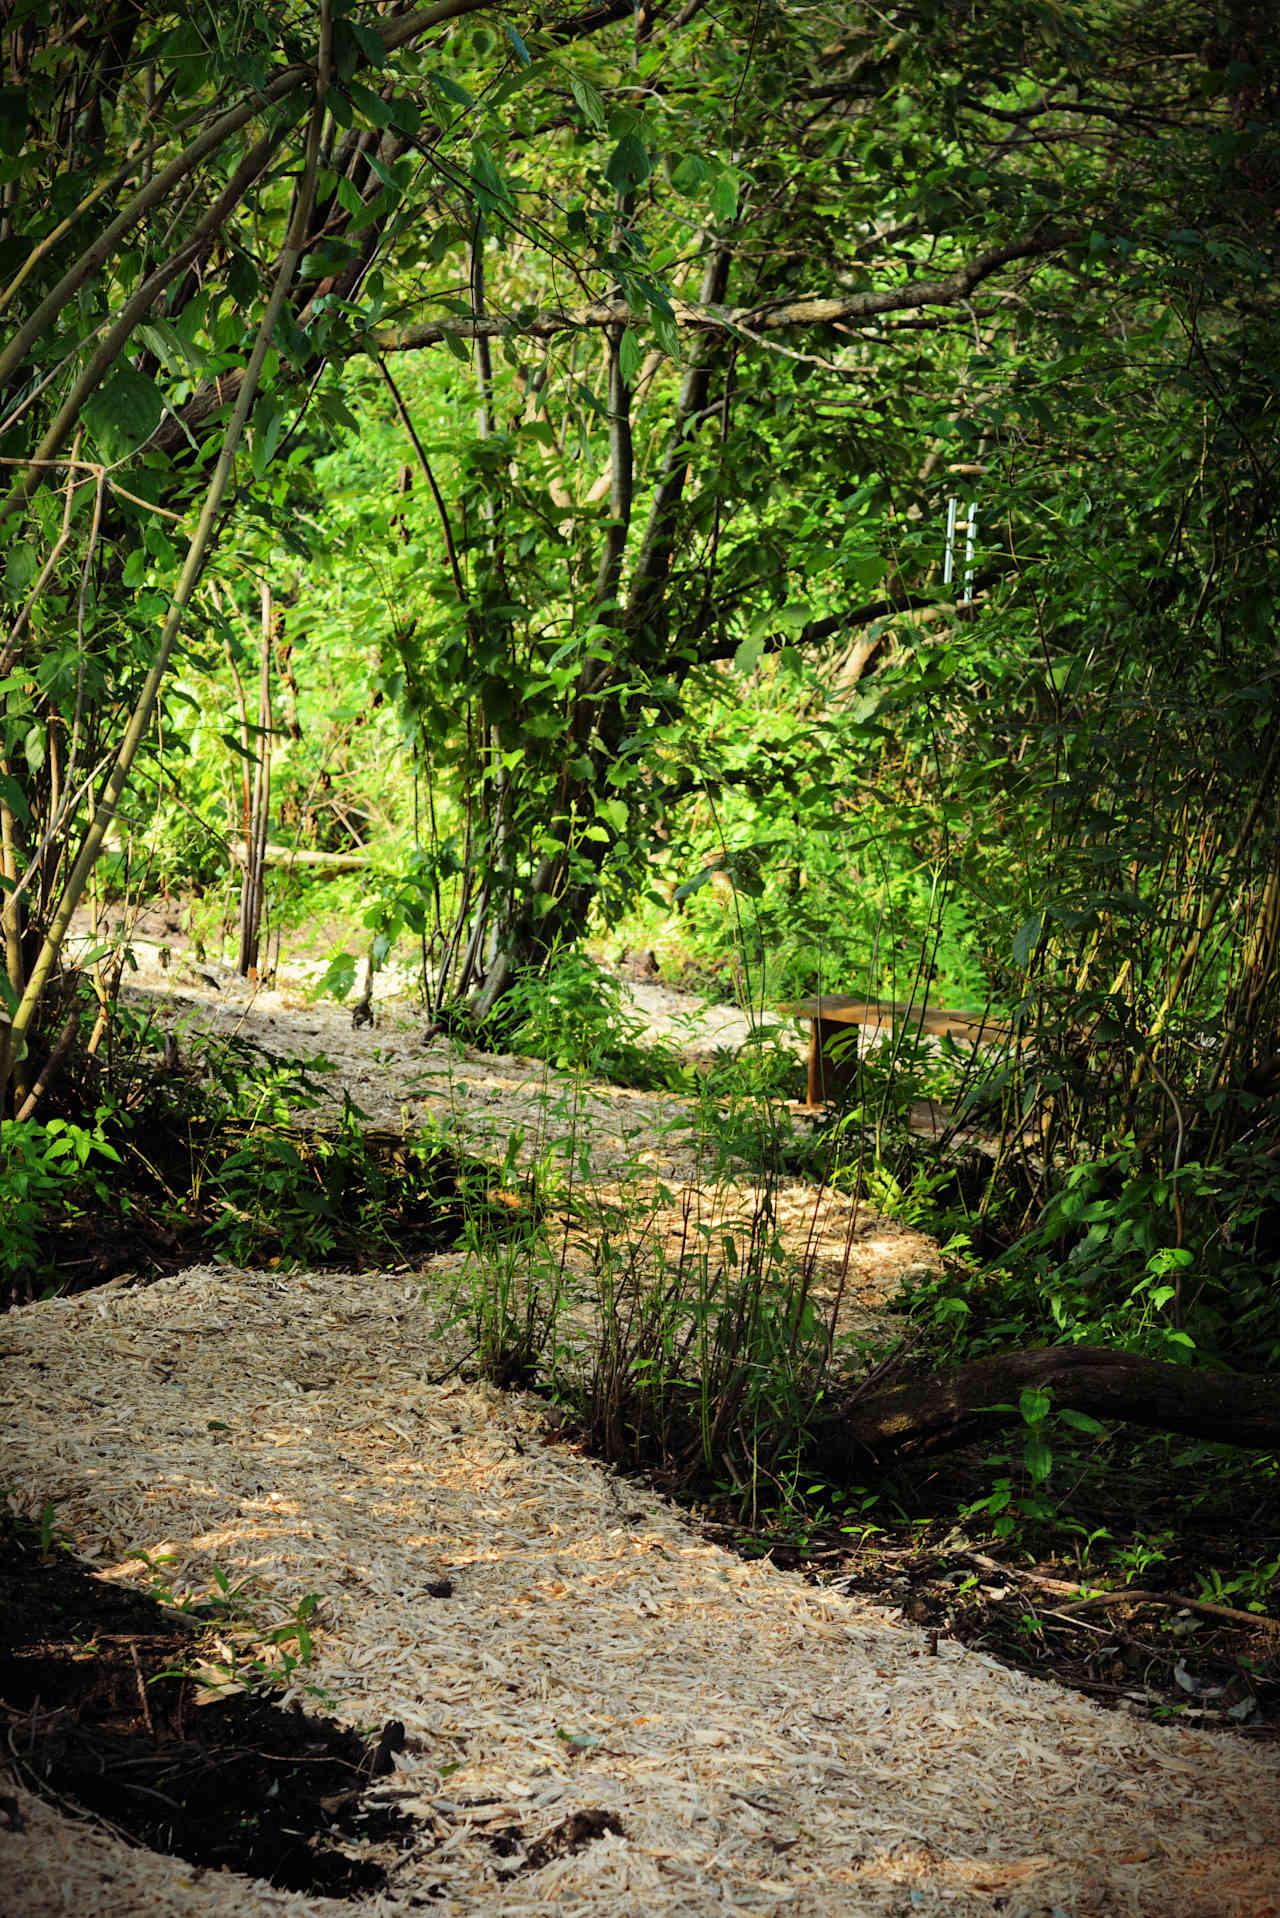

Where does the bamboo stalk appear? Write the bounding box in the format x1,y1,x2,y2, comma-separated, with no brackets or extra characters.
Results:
0,14,331,1104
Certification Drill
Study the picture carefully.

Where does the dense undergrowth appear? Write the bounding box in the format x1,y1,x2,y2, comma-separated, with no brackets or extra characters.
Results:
4,913,1279,1733
0,981,528,1309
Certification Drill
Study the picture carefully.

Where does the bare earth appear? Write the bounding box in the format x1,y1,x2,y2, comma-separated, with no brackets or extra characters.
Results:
2,953,1278,1916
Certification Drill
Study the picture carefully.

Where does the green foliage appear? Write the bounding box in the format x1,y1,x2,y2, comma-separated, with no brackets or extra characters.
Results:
2,0,1278,1580
482,952,679,1091
204,1098,495,1269
133,1549,323,1694
0,1119,121,1292
905,1132,1280,1370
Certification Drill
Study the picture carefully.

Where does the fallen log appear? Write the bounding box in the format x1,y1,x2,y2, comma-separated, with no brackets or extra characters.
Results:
231,841,372,870
811,1345,1280,1469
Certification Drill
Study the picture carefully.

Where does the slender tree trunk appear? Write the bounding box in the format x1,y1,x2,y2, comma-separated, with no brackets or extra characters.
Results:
237,584,274,978
0,13,331,1105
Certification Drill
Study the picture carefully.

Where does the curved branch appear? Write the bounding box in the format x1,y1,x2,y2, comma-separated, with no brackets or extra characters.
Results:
367,234,1069,356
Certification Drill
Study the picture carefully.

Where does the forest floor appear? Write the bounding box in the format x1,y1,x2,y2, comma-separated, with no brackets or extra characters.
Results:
2,929,1279,1916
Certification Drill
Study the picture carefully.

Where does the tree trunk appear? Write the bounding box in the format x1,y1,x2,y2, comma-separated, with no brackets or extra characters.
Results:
810,1345,1280,1470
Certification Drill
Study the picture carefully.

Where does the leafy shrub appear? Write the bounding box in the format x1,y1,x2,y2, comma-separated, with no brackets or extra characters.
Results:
0,1119,122,1300
483,951,679,1089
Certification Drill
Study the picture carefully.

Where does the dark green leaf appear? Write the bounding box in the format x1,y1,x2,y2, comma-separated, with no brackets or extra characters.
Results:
0,87,27,155
1058,1409,1109,1436
347,19,387,67
82,366,166,463
3,543,37,601
568,72,606,129
1012,911,1046,969
606,133,650,192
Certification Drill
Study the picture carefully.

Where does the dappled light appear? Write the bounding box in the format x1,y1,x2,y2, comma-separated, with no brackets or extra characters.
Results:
3,0,1279,1908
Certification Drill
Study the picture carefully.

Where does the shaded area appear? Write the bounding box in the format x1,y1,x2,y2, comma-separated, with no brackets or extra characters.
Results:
0,1517,415,1896
827,1537,1280,1737
700,1442,1280,1741
813,1344,1280,1463
5,1110,533,1311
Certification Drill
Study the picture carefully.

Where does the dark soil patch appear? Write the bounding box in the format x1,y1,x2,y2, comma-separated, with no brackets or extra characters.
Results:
818,1534,1280,1736
0,1515,416,1895
492,1807,625,1877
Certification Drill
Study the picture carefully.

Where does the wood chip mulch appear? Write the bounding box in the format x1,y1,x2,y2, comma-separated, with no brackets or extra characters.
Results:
3,1262,1279,1917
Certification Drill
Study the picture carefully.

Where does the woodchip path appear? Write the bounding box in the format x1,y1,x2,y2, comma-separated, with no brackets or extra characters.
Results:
3,957,1278,1916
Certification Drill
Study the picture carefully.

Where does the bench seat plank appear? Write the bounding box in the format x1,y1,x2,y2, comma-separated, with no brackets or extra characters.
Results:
780,996,1014,1106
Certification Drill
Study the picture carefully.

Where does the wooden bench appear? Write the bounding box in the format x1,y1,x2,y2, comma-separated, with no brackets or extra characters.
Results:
780,994,1014,1107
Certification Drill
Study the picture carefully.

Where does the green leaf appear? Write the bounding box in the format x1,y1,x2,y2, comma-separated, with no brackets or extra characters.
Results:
504,22,532,65
3,543,37,601
606,133,650,192
1023,1438,1054,1484
82,366,166,463
1012,910,1046,969
385,94,421,136
136,320,191,376
251,408,285,480
345,78,394,127
431,72,475,109
226,250,258,311
617,326,642,386
733,633,764,676
668,153,706,195
674,867,713,901
1146,1246,1193,1275
471,141,510,214
142,521,176,569
0,771,30,828
568,72,606,129
1058,1408,1108,1436
347,19,387,67
331,18,362,79
846,554,886,589
711,168,739,223
652,310,680,361
1019,1386,1051,1425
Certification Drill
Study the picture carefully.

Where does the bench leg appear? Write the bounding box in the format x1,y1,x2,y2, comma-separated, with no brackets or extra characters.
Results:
806,1021,822,1106
808,1017,861,1106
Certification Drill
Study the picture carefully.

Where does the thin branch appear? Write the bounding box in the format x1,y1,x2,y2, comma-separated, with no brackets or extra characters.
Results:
375,356,471,610
367,234,1068,357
